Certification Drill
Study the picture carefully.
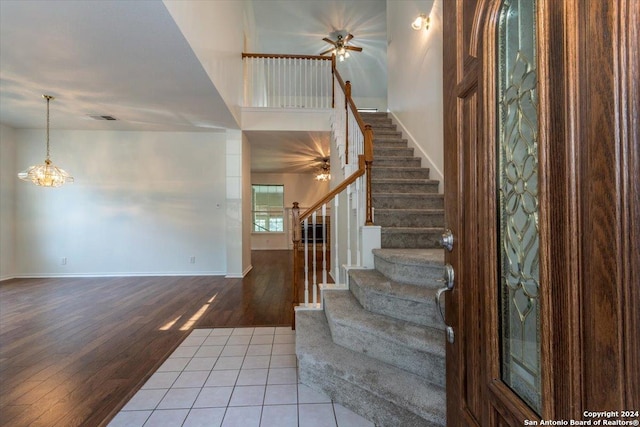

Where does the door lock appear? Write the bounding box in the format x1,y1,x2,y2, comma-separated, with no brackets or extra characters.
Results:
440,228,454,252
436,263,455,343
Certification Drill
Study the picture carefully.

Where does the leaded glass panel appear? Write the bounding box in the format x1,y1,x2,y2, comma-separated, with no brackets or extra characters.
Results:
497,0,542,414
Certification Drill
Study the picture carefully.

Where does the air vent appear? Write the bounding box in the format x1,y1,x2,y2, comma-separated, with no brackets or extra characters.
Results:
89,115,117,121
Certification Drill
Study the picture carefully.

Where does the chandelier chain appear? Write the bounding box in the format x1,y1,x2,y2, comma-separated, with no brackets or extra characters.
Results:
45,95,52,160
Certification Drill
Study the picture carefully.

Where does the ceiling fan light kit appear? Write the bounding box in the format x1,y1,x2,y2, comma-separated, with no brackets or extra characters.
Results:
18,95,74,188
315,158,331,182
320,33,362,61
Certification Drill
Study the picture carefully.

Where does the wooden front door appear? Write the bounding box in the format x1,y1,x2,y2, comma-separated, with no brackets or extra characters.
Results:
442,0,639,425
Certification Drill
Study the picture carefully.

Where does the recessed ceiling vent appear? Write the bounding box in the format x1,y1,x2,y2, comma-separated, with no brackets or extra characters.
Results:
89,115,117,121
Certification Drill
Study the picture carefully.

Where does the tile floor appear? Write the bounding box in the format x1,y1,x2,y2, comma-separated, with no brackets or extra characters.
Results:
108,326,374,427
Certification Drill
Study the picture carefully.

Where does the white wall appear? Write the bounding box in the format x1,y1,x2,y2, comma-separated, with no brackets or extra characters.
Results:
12,129,228,277
163,0,245,127
0,124,17,280
387,0,444,189
250,173,329,250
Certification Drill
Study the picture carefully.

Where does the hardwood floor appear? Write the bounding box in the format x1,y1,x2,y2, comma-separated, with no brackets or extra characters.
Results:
0,250,294,427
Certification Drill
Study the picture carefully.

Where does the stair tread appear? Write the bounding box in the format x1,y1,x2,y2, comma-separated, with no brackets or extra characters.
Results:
374,248,444,266
349,268,438,303
296,310,446,425
382,227,443,232
376,208,443,213
372,178,439,184
324,291,444,356
373,192,443,197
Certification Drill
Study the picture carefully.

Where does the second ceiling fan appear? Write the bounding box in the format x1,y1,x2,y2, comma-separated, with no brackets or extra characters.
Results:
320,33,362,61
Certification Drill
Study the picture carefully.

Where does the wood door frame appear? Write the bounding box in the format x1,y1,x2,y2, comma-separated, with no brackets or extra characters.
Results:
443,0,639,424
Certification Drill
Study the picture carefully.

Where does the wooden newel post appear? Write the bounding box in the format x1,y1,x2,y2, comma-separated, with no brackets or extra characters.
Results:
291,202,301,329
364,124,374,226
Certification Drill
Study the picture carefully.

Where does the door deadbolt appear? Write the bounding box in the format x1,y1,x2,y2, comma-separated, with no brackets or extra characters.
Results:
440,229,454,252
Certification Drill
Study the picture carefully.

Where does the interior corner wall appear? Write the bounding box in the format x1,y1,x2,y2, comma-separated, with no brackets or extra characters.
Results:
241,133,252,273
13,129,227,277
387,0,444,187
225,129,246,278
163,0,244,126
250,173,329,250
0,124,17,280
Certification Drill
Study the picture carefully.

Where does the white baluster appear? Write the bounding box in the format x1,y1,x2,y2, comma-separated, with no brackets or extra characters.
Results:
347,184,352,267
322,203,327,289
312,211,318,307
303,217,309,307
334,196,340,285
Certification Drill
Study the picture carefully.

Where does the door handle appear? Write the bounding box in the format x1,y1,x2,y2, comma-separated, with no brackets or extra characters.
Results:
436,263,455,343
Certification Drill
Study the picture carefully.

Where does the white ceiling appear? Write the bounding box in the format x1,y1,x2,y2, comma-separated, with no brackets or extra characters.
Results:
0,0,387,171
0,0,237,132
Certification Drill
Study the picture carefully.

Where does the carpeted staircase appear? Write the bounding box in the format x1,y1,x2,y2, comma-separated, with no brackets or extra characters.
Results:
296,112,446,426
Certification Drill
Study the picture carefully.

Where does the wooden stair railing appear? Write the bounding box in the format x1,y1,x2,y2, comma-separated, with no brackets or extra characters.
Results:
291,66,374,326
241,52,374,328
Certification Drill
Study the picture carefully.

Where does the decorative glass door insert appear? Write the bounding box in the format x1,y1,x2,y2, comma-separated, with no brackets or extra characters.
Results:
497,0,542,414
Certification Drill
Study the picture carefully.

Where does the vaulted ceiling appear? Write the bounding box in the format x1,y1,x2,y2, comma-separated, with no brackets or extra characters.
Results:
0,0,387,172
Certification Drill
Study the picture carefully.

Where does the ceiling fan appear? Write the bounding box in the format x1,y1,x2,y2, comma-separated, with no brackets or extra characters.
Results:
320,33,363,62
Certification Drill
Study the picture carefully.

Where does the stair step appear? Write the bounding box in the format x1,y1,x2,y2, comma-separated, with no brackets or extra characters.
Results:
372,167,431,179
373,193,444,209
368,122,397,130
375,208,444,227
373,249,445,287
382,227,443,249
349,268,444,329
373,146,414,157
360,112,389,118
374,156,422,167
372,179,439,194
296,310,446,427
374,129,403,137
373,139,409,149
324,291,445,385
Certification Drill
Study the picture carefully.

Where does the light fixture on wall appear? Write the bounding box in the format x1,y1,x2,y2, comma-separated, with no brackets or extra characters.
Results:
411,13,430,31
18,95,74,187
315,158,331,182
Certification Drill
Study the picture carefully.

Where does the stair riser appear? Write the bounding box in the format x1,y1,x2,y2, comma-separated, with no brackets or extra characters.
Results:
373,139,408,146
296,310,447,426
374,255,445,287
349,277,444,330
373,195,444,209
375,211,444,227
372,168,431,179
375,131,403,138
372,182,439,194
327,318,445,387
373,148,414,157
374,158,422,167
298,364,442,427
369,123,397,130
381,231,442,249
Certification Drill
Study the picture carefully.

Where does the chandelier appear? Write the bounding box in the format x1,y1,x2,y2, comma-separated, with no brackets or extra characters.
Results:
18,95,74,187
315,159,331,182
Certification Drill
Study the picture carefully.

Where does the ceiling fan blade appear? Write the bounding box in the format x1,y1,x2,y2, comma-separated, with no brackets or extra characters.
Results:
319,48,335,56
345,45,363,52
322,37,337,46
344,33,354,43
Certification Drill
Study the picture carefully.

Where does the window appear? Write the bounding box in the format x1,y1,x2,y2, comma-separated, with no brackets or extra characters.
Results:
252,184,284,232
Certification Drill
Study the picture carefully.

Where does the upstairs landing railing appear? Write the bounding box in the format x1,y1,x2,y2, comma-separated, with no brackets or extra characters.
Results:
242,53,376,328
